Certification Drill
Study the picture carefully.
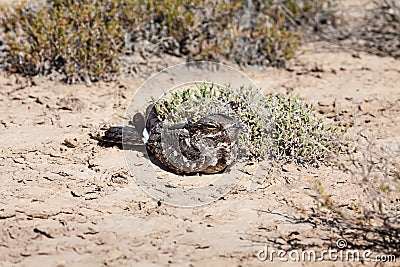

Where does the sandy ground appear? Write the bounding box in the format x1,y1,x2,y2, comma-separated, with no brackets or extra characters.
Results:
0,39,399,266
0,1,399,265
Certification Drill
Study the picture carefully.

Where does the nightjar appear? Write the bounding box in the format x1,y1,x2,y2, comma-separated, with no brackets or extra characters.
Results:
102,104,242,174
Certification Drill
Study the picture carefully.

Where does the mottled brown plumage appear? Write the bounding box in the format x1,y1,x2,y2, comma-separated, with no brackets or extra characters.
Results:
102,104,241,174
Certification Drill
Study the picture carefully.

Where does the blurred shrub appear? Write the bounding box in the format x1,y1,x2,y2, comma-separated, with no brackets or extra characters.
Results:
0,0,340,82
359,0,400,58
261,0,338,26
1,0,127,83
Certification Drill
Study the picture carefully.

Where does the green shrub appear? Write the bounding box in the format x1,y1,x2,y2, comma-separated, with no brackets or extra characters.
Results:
266,93,346,165
1,0,126,83
152,83,346,165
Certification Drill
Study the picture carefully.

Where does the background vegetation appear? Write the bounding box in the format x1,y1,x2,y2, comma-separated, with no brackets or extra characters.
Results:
0,0,339,83
1,0,398,82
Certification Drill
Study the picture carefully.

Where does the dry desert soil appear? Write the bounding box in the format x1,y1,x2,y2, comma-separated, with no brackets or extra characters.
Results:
0,1,399,267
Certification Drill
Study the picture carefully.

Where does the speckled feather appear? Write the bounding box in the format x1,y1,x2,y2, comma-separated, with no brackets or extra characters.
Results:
103,104,241,174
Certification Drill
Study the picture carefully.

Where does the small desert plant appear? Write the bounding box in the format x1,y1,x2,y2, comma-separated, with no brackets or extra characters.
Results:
301,0,400,58
1,0,126,83
313,140,400,256
260,139,399,257
266,93,346,165
151,83,346,165
260,0,338,26
358,0,400,58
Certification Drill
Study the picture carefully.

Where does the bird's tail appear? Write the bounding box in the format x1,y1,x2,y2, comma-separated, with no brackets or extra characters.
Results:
102,112,146,146
102,104,162,147
102,126,144,146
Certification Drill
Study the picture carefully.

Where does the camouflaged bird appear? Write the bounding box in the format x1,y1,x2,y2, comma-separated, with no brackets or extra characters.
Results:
102,104,242,174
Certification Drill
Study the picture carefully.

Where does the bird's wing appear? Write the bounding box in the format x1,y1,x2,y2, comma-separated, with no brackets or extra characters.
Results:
160,127,218,173
145,103,162,133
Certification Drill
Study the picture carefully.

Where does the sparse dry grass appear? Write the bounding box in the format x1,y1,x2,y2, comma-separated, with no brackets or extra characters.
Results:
314,139,400,256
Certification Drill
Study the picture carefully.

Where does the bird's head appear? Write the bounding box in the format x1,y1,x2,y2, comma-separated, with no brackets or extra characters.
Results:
188,114,242,140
